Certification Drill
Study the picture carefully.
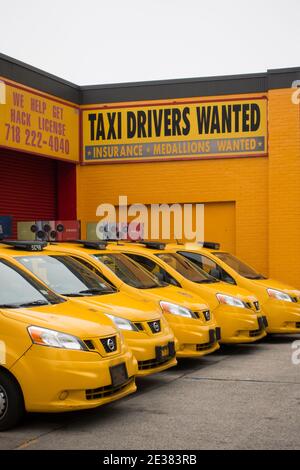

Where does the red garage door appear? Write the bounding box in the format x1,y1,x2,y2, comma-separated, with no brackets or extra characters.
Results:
0,150,57,238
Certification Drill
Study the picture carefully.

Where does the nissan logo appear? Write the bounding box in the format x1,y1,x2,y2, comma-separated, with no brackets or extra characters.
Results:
152,321,160,332
107,338,115,351
203,311,211,321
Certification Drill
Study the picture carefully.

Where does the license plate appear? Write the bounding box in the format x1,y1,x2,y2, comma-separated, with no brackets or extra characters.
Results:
257,317,265,330
209,329,216,343
156,344,170,361
110,363,128,387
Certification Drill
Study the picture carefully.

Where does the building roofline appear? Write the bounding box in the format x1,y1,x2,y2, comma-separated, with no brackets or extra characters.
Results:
0,53,79,89
81,71,267,90
1,52,300,104
0,52,81,103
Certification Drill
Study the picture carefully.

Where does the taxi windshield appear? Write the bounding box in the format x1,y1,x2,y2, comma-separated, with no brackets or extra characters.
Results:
214,252,266,279
0,258,64,308
16,255,116,297
93,253,165,289
156,252,218,283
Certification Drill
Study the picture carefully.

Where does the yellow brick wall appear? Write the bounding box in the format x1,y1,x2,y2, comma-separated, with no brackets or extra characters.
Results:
268,89,300,287
77,89,269,277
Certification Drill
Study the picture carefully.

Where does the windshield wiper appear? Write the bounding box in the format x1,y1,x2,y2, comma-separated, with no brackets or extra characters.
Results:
61,293,86,297
195,279,219,284
244,275,265,280
79,288,114,295
137,284,159,289
0,300,49,308
62,288,114,297
0,304,21,309
16,300,49,307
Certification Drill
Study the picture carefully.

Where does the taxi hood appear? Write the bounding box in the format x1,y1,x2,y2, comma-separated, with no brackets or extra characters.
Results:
78,291,162,322
249,277,300,295
0,299,118,338
143,285,209,311
196,280,257,301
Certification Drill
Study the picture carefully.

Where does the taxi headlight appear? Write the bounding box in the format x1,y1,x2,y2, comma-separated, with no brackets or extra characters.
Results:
106,314,138,331
267,289,293,302
160,301,195,318
28,326,87,350
216,293,246,309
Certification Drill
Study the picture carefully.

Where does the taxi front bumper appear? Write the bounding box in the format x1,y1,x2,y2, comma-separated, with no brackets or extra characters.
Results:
213,305,267,343
124,331,177,376
165,314,220,358
263,301,300,334
10,345,138,412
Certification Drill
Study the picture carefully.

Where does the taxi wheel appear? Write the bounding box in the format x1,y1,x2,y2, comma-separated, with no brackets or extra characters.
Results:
0,372,25,431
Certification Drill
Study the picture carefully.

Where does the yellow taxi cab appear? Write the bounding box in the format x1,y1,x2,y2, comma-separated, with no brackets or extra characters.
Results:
45,241,221,358
0,241,137,430
174,242,300,334
108,242,267,344
0,241,177,377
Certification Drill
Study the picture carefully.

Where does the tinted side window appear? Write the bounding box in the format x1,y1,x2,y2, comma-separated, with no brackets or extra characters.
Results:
178,251,236,285
70,256,116,288
126,253,181,287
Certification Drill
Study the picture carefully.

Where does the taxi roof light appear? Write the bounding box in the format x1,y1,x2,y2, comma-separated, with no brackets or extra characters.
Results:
0,240,47,251
141,241,166,250
198,241,220,250
76,240,108,250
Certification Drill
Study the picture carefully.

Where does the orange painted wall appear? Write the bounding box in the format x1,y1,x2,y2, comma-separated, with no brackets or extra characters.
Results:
77,89,300,287
268,89,300,287
204,202,236,253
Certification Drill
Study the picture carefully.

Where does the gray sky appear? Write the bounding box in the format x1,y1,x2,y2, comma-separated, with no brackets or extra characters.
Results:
0,0,299,85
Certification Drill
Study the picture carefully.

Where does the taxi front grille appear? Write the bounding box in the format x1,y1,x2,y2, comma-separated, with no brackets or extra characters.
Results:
138,356,173,371
148,320,161,334
296,323,300,328
196,341,217,351
193,310,211,321
249,328,263,337
203,310,211,321
83,336,118,354
83,340,96,350
86,378,134,400
100,336,117,353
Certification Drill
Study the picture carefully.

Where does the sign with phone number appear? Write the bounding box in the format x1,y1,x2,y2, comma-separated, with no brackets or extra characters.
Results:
0,79,79,162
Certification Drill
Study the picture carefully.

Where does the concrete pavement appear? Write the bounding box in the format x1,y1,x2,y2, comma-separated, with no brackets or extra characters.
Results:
1,334,300,450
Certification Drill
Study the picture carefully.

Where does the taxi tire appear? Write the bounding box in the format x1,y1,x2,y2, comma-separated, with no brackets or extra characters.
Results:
0,371,25,431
